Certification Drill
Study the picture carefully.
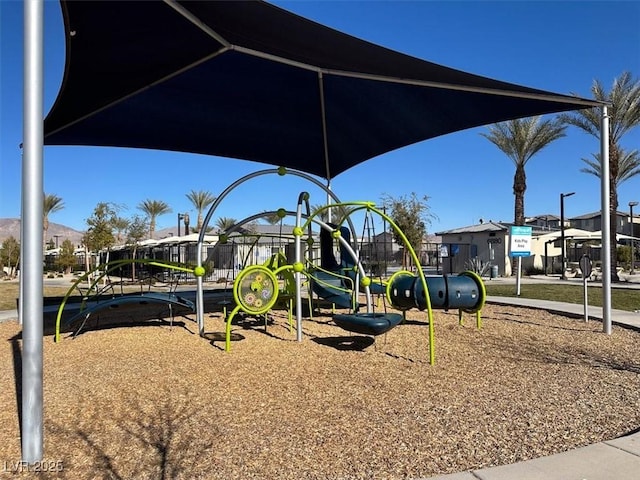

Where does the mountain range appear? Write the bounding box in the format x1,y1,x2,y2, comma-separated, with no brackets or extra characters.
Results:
0,218,85,247
0,218,182,246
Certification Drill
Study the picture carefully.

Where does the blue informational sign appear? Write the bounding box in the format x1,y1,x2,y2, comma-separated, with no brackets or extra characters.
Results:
510,226,532,257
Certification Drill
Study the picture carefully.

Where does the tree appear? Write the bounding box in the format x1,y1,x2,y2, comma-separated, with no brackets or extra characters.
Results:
580,148,640,183
84,202,118,255
111,215,131,245
126,215,149,246
43,193,64,250
480,116,566,226
215,217,237,233
56,239,77,274
311,204,354,224
0,236,20,277
125,215,149,280
137,199,172,239
186,190,216,232
560,71,640,281
310,204,329,222
381,193,434,269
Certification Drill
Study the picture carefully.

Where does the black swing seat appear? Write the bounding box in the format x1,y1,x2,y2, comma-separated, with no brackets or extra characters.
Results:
333,312,404,336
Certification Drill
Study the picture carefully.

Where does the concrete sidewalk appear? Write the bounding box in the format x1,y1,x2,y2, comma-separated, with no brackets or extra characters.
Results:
487,295,640,330
0,308,18,323
423,433,640,480
424,294,640,480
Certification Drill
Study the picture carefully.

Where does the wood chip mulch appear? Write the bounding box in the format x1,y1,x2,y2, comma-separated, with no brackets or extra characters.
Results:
1,304,639,479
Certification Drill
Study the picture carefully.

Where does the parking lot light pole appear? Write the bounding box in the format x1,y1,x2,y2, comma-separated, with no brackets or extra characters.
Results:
560,192,575,280
177,213,186,264
630,201,638,274
178,213,186,237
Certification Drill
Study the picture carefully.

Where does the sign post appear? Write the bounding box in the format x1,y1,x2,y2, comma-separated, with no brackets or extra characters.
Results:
510,226,532,296
580,255,592,322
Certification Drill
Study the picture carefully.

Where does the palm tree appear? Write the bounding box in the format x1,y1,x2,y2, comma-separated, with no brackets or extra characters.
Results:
137,199,172,239
480,116,567,226
581,148,640,272
185,190,216,232
311,203,354,224
111,216,131,245
580,148,640,183
43,193,64,250
560,71,640,281
215,217,237,233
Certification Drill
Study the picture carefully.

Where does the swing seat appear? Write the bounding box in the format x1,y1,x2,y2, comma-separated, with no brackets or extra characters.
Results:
333,312,404,336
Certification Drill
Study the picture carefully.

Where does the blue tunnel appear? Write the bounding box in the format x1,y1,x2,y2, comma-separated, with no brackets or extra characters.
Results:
387,272,485,312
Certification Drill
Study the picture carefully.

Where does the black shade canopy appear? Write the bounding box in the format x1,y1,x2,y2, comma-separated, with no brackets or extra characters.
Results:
43,0,599,180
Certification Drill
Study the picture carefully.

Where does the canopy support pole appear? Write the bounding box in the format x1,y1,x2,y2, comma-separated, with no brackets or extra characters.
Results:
600,105,612,334
22,0,45,463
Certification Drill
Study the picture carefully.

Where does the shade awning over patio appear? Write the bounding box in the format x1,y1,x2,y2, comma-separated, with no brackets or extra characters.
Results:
537,228,636,243
43,0,600,181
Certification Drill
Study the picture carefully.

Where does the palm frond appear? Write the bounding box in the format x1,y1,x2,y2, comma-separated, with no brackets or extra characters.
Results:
580,148,640,186
561,71,640,143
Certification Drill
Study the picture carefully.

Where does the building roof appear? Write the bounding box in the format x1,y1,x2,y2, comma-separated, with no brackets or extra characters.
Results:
535,228,636,242
526,214,559,222
436,221,508,235
570,210,628,221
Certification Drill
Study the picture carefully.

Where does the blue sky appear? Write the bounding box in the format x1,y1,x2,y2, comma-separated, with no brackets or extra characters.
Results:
1,0,639,237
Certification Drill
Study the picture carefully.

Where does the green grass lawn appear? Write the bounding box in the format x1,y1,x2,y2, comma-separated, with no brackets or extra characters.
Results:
484,283,640,312
0,280,145,312
0,281,73,311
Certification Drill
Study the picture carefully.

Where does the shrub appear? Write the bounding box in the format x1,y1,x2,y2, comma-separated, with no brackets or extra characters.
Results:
464,257,491,277
524,266,545,276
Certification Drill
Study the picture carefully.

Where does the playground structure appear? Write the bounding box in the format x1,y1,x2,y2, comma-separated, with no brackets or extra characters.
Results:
192,167,487,364
53,167,486,365
54,259,197,342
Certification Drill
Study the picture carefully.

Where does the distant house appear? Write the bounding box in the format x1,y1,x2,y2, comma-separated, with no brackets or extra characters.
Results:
570,210,633,236
525,214,561,231
436,222,511,276
437,218,633,277
421,234,442,267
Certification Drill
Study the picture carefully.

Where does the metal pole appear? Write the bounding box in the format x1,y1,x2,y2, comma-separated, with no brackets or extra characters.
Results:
560,193,565,278
382,205,387,276
600,105,612,335
516,256,522,296
295,199,303,342
544,241,548,275
177,213,185,264
22,0,44,463
630,202,638,274
560,192,575,279
583,274,589,322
